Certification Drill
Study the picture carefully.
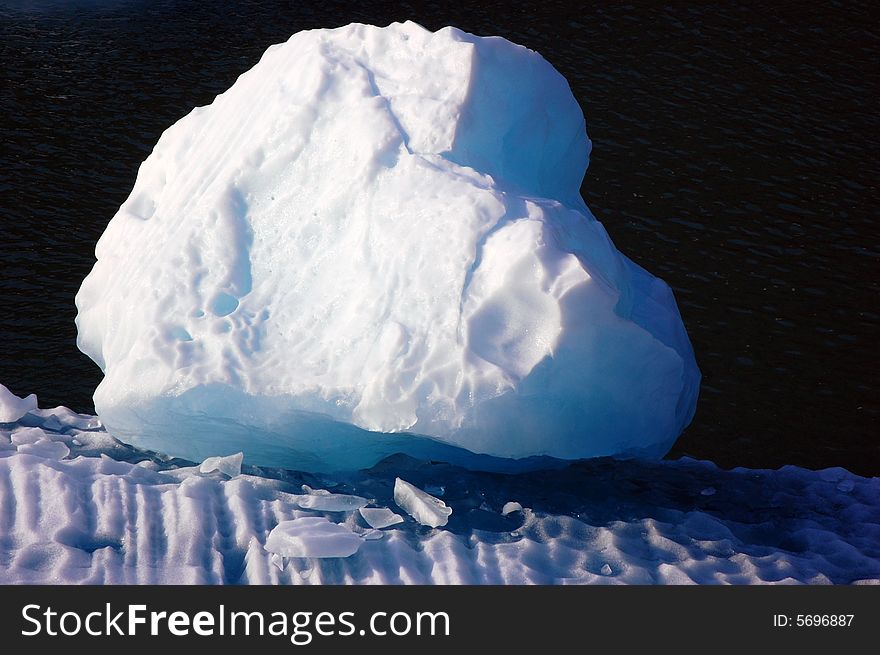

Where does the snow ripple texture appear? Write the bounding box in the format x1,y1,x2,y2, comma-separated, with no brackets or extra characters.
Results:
1,403,877,585
75,21,699,472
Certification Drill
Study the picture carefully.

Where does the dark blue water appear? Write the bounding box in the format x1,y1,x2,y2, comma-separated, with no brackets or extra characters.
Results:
1,1,877,474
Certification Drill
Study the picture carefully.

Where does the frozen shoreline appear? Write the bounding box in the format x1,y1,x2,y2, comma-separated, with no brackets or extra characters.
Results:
1,393,877,585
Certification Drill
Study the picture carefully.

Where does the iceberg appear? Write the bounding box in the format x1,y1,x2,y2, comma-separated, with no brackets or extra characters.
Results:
75,21,699,472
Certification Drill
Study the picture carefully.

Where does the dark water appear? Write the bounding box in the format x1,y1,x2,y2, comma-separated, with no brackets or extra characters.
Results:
1,1,877,475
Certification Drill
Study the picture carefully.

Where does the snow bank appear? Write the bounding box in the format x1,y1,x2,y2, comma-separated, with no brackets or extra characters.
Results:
0,400,877,584
75,21,699,472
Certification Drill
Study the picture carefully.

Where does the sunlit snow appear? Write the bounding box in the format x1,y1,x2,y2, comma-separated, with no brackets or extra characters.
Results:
0,388,876,585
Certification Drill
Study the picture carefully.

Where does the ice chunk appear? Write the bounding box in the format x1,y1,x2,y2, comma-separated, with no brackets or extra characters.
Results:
75,22,700,472
700,487,716,496
269,553,287,571
30,406,101,430
600,564,613,576
0,384,37,423
11,427,71,460
359,507,404,529
11,427,47,446
501,501,523,516
362,529,385,541
393,477,452,528
18,439,70,460
294,486,368,512
199,452,243,477
264,517,363,558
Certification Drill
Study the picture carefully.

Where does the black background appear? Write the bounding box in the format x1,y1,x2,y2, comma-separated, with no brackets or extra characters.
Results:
1,0,877,474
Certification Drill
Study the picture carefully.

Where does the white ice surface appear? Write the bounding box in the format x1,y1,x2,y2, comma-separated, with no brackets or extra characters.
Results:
393,477,452,527
75,21,700,473
1,398,877,585
264,517,363,558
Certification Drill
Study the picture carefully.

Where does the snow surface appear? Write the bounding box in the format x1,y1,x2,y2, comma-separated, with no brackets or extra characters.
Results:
0,393,878,584
75,21,699,472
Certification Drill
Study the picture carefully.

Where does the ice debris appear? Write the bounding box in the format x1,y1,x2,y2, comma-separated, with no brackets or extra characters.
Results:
264,517,363,558
199,452,244,477
393,477,452,528
294,485,368,512
0,384,37,423
359,507,404,529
